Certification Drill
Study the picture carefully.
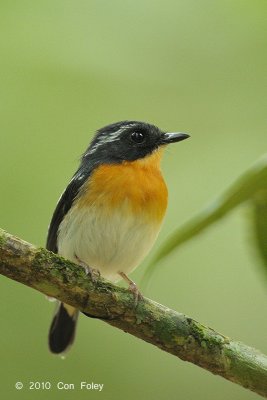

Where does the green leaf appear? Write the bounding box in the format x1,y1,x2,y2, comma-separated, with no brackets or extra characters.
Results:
252,190,267,278
142,155,267,289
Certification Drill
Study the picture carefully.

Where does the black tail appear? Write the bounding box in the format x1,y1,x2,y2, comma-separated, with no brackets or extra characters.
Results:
48,302,79,354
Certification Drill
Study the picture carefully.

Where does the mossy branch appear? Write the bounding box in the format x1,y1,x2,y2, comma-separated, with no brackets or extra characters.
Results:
0,228,267,398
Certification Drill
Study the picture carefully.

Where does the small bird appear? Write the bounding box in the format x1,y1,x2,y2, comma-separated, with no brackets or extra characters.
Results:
47,120,189,354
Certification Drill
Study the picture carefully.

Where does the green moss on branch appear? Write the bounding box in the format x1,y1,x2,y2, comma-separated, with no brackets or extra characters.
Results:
0,228,267,398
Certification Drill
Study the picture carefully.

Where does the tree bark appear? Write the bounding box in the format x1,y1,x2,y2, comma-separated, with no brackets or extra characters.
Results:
0,228,267,398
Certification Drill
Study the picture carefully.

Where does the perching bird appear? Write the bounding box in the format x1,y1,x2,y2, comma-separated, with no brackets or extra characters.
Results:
47,120,189,354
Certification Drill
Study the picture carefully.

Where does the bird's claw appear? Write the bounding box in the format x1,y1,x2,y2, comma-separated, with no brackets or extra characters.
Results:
119,271,143,307
75,254,100,283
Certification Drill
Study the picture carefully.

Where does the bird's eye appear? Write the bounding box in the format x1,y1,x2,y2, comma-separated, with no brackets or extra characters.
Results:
131,131,145,144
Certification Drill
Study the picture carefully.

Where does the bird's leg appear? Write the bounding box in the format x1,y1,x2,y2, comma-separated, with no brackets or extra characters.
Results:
74,254,100,283
118,271,143,306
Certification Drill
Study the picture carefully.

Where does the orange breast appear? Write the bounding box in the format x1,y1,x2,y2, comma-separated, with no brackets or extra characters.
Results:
77,149,168,223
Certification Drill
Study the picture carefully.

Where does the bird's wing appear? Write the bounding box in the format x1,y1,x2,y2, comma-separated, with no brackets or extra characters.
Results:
46,170,88,253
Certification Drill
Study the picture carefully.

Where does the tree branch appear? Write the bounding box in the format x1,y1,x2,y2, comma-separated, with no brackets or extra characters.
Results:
0,228,267,398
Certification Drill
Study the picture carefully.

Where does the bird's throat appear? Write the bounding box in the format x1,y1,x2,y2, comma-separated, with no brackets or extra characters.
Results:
77,149,168,223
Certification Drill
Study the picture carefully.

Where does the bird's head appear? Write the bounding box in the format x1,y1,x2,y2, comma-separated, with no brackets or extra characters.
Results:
82,120,189,164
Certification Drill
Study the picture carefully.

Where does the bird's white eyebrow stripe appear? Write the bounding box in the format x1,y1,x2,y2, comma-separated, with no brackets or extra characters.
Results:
85,123,137,155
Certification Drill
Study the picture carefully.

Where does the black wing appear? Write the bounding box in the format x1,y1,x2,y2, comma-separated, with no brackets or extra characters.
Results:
46,170,88,253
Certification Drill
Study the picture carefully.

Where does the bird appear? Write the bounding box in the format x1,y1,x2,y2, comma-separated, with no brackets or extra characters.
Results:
46,120,189,354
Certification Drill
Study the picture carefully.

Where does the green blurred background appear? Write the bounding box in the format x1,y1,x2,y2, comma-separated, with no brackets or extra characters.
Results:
0,1,267,399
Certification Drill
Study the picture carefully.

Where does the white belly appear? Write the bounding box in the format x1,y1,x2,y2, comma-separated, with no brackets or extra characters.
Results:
57,201,162,282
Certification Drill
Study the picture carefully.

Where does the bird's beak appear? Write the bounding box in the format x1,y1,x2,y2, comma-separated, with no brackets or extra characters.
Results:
160,132,190,144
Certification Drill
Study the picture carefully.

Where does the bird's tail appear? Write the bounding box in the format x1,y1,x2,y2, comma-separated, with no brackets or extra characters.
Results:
48,302,79,354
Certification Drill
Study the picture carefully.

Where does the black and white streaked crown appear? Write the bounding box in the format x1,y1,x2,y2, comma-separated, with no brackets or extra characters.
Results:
81,120,189,164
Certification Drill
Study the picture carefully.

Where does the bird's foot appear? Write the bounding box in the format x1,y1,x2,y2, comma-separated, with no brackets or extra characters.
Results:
75,254,100,283
119,271,143,306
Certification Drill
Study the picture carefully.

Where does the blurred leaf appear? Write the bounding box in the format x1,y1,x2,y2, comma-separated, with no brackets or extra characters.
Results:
142,154,267,288
252,190,267,277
